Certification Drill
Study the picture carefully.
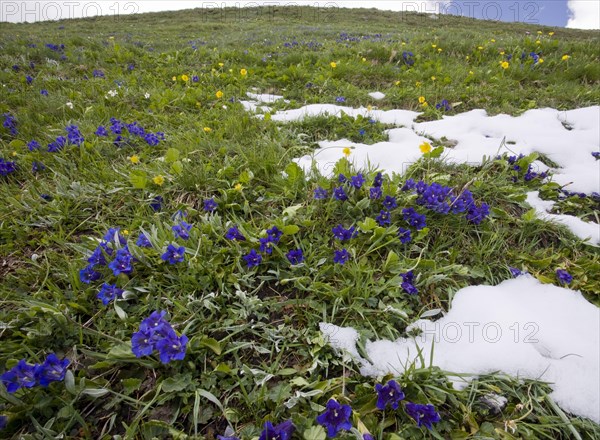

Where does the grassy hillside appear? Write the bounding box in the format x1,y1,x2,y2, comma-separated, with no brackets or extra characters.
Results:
0,6,599,439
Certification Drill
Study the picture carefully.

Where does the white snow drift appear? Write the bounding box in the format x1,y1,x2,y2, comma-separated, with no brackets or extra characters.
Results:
320,276,600,423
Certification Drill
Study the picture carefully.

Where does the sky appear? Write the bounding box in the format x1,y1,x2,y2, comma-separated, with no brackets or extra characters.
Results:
1,1,599,29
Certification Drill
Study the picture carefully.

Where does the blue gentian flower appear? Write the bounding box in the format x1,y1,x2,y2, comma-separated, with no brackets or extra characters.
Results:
97,283,123,305
401,271,418,295
25,75,33,84
136,233,152,248
333,249,350,265
108,247,134,276
150,196,163,212
369,187,382,199
351,173,365,189
31,161,45,173
592,152,600,159
27,140,41,151
401,178,416,191
144,132,161,146
192,75,199,82
376,210,391,226
34,354,69,387
88,246,107,267
243,249,262,268
172,221,192,240
556,269,572,285
375,380,405,410
509,267,523,277
203,198,218,212
397,227,411,244
47,136,66,152
1,360,37,393
333,187,348,201
403,208,426,230
258,420,295,440
316,398,352,437
225,226,246,241
80,265,101,284
372,172,383,187
92,69,105,78
359,129,366,136
156,334,189,364
286,249,304,265
335,96,346,103
404,402,441,430
0,415,7,429
259,237,275,254
338,174,347,183
0,159,17,176
95,126,108,137
383,195,397,210
267,226,283,242
40,89,49,96
66,125,84,146
103,227,127,245
466,203,490,225
314,187,328,199
332,225,358,241
2,113,17,136
435,99,451,111
161,244,185,264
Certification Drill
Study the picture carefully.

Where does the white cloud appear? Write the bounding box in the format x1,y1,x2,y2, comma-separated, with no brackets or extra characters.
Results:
566,0,600,29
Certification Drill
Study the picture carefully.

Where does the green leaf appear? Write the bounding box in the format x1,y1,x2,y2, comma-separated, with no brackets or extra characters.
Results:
285,162,304,184
162,373,192,393
357,217,377,232
64,370,76,394
282,225,300,235
170,160,183,175
522,208,538,221
82,388,110,397
121,378,142,395
283,204,303,219
129,170,148,189
384,250,400,271
239,169,254,184
428,146,444,158
303,425,327,440
8,139,26,148
199,336,222,355
165,147,180,163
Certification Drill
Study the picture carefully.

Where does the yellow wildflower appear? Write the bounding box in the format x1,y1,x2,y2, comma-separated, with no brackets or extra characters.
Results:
491,38,496,42
469,70,474,75
12,151,17,156
431,76,436,81
478,46,484,50
240,68,247,76
395,80,401,85
437,48,442,53
422,102,429,107
562,54,571,61
330,61,337,68
153,175,165,186
501,61,509,69
415,81,422,87
431,44,437,48
418,96,426,104
203,127,212,133
234,183,243,192
122,230,129,236
218,62,224,67
537,30,542,34
549,31,555,36
181,74,189,82
419,142,432,154
172,76,177,81
216,90,223,99
343,147,351,157
535,40,541,45
129,155,140,164
362,57,366,62
500,51,505,55
538,58,544,64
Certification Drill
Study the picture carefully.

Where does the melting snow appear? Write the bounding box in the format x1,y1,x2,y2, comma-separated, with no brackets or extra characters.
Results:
526,191,600,246
321,276,600,423
368,91,386,100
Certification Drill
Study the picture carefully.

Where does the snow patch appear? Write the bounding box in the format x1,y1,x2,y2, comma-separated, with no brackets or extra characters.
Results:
321,276,600,422
526,191,600,246
368,91,386,100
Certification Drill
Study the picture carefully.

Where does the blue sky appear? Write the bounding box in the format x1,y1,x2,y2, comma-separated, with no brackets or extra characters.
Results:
1,0,598,29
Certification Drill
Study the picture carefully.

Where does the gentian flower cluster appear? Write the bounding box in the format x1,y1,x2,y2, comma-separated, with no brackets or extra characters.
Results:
1,354,69,393
203,197,218,212
435,99,451,111
404,179,490,225
96,118,165,147
225,226,246,241
332,225,358,241
172,221,192,240
375,380,441,430
161,244,185,264
402,51,415,66
2,113,17,136
92,69,105,78
259,226,282,254
97,283,124,305
131,311,188,364
556,269,572,285
0,158,17,176
80,227,135,284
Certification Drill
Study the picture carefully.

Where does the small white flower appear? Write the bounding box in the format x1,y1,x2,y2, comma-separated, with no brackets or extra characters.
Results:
105,89,118,98
222,105,228,109
144,92,150,99
66,101,73,109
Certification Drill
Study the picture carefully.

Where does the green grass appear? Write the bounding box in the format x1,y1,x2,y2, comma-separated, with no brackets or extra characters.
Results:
0,6,599,439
